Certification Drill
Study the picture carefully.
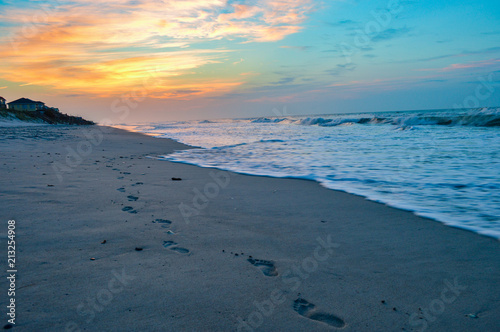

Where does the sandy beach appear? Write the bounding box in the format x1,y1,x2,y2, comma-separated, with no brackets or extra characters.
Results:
1,124,499,331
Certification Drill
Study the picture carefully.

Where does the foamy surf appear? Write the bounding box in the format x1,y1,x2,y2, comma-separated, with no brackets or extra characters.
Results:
121,108,500,239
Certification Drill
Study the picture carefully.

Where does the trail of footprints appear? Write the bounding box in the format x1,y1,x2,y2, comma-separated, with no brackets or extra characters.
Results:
112,163,190,255
113,161,344,328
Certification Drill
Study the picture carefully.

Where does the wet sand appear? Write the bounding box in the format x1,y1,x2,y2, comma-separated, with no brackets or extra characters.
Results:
0,125,499,331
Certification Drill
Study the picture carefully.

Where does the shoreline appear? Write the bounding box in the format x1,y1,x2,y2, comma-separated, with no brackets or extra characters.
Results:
161,156,500,242
143,129,500,241
1,125,499,331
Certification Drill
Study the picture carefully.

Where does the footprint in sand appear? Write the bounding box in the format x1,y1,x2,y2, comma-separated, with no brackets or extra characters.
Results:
247,258,278,277
122,206,137,214
163,241,190,254
154,219,172,224
171,247,189,254
153,219,172,228
163,241,176,247
293,298,345,328
127,195,139,201
117,188,126,192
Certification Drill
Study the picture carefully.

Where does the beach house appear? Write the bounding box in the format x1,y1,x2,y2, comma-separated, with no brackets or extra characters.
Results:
0,96,6,109
7,98,57,112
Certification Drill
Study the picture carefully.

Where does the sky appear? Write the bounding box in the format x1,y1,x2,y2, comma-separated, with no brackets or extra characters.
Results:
0,0,499,122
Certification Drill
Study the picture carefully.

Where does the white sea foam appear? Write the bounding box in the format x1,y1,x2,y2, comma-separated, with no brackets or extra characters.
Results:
123,108,500,239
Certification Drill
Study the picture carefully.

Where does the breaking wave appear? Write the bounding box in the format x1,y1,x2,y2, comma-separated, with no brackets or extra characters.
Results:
290,108,500,128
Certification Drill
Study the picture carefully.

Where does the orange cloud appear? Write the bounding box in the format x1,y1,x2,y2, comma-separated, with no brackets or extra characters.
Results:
0,40,234,97
0,0,312,98
218,4,262,22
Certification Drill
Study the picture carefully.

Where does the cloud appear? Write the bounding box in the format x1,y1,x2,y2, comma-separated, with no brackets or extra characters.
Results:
64,94,87,98
0,0,313,97
414,47,500,62
325,63,357,76
325,19,357,27
240,72,260,76
338,19,356,25
0,36,237,97
371,27,411,42
418,58,500,73
271,77,296,85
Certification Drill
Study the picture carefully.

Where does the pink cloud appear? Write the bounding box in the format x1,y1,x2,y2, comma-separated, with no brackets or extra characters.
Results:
418,58,500,72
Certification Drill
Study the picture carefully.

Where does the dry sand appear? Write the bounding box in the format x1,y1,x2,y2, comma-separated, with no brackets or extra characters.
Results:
0,125,499,331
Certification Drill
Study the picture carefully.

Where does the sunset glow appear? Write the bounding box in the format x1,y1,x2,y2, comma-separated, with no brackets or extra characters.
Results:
0,0,498,121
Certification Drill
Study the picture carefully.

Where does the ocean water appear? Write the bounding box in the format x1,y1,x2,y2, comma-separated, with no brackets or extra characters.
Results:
121,108,500,239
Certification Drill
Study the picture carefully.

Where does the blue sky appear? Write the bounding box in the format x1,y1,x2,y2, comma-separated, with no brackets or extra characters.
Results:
0,0,499,122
